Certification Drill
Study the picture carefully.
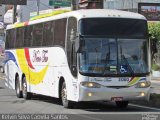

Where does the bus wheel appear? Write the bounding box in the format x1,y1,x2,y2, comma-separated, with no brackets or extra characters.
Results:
116,101,129,109
61,82,74,108
22,77,31,100
15,76,23,98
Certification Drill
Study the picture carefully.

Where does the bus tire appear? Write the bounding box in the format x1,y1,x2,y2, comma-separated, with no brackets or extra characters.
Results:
22,77,32,100
61,82,74,108
15,76,23,98
116,101,129,109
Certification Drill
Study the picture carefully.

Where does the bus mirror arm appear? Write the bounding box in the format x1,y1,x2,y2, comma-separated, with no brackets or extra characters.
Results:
75,37,84,53
75,36,80,53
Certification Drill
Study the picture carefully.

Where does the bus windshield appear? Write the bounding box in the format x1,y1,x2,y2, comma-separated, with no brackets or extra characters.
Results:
79,38,149,76
79,18,149,77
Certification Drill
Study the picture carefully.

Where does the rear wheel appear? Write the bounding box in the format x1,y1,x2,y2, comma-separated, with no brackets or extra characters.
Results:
15,76,23,98
116,101,129,109
22,77,31,100
61,82,74,108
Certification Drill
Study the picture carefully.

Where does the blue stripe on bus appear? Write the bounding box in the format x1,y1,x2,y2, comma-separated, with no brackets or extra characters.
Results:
5,51,19,68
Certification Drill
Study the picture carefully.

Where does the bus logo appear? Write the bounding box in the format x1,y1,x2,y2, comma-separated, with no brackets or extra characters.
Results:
32,50,48,63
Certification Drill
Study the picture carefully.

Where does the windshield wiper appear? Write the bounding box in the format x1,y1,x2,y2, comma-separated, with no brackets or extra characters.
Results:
121,55,135,76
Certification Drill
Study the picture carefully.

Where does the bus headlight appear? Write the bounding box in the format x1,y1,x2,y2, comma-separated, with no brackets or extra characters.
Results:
81,82,101,88
135,81,151,88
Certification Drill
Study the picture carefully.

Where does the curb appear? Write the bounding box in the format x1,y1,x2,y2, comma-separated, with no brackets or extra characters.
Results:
132,93,160,108
151,76,160,81
0,73,5,80
151,80,160,84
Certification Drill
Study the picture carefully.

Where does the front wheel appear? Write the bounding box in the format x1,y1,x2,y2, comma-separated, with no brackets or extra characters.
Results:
61,82,74,108
116,101,129,109
22,77,32,100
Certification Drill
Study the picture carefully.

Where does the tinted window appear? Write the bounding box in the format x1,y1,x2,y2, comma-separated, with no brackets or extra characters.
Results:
32,24,43,46
43,21,54,46
6,29,16,49
66,17,77,69
54,18,67,47
16,27,24,48
6,19,68,49
80,18,147,38
5,30,10,49
24,26,33,47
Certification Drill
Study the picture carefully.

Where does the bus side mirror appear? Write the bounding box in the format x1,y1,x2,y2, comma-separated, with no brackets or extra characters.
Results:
71,65,77,77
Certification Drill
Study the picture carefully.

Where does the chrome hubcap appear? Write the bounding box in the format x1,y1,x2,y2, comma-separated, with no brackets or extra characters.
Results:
16,83,19,94
23,82,27,97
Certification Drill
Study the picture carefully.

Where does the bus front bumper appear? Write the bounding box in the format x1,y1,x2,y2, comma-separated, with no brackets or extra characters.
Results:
78,86,151,102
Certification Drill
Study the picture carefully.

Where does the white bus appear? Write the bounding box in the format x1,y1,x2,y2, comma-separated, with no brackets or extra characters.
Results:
5,9,151,108
0,30,5,73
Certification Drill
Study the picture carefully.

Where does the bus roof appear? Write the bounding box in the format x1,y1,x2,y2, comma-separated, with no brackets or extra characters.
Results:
6,9,146,30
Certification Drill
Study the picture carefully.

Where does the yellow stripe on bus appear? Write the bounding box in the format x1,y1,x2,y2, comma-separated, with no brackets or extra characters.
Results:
30,10,70,21
14,22,25,28
16,49,48,85
127,77,140,86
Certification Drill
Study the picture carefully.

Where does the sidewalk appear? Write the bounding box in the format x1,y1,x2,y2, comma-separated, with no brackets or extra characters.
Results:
0,73,5,80
151,76,160,85
151,75,160,81
151,76,160,94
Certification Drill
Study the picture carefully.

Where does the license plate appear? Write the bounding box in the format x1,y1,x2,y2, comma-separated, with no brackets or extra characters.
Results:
111,97,123,101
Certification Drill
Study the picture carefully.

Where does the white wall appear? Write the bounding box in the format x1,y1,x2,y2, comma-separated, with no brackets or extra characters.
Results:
104,0,160,10
4,9,13,24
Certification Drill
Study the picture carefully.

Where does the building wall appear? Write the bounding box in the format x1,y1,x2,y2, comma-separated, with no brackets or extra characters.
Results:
17,0,54,22
0,5,6,22
104,0,160,11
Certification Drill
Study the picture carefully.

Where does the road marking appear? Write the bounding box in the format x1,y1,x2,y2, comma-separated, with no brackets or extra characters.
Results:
86,111,160,115
67,112,160,120
129,104,160,111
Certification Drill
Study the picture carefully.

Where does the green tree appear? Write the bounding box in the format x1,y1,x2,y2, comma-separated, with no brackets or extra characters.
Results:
148,22,160,63
148,22,160,40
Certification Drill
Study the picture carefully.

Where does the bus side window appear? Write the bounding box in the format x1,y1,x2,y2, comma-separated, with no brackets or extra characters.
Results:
32,23,43,47
5,30,10,49
24,26,33,47
43,21,54,46
54,18,67,47
66,17,77,77
16,27,24,48
9,29,16,49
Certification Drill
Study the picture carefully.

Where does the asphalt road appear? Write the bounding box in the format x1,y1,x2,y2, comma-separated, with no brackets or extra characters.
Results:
0,74,160,120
